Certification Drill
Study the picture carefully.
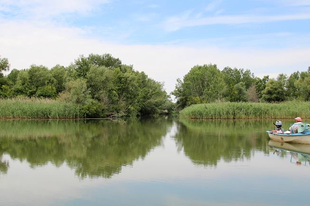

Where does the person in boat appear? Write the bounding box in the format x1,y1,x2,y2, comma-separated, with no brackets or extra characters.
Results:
289,117,303,133
274,120,284,133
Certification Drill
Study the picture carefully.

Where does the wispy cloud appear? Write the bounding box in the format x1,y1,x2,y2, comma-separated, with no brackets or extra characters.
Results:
279,0,310,6
147,4,160,9
204,0,222,12
1,19,310,93
0,0,110,19
164,12,310,31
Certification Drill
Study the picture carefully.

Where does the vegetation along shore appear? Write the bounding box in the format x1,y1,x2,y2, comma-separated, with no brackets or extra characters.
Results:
0,54,173,119
180,102,310,119
1,54,310,119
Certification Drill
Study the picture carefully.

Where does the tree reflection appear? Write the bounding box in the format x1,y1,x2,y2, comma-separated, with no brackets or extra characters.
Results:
173,119,270,167
0,158,9,174
0,119,172,178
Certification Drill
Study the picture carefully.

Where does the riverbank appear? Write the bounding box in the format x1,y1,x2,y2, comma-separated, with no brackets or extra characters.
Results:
180,101,310,119
0,98,80,119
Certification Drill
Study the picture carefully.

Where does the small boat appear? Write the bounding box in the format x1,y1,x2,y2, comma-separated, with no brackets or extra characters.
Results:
267,123,310,144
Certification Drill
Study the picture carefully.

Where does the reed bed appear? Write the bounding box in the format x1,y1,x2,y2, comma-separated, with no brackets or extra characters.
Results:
180,101,310,119
0,98,81,119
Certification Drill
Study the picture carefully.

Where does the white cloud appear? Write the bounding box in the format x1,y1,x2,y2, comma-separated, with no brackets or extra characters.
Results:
0,20,310,95
204,0,222,12
148,4,159,8
164,12,310,31
279,0,310,6
0,0,110,18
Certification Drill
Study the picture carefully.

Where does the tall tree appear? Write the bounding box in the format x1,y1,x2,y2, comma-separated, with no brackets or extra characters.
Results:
0,56,9,74
173,64,224,108
262,79,286,102
222,67,254,102
255,75,269,100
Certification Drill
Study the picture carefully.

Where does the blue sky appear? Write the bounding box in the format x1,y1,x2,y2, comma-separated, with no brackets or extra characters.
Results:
0,0,310,93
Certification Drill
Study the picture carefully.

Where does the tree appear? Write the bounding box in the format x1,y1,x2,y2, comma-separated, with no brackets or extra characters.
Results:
13,70,31,96
7,69,20,85
286,71,300,100
88,53,122,68
231,82,248,102
36,85,57,98
51,65,67,94
221,67,254,102
0,56,9,74
27,65,56,97
262,79,286,102
295,71,310,101
255,75,269,100
137,73,169,115
63,79,90,104
247,85,259,102
0,57,10,98
173,64,224,109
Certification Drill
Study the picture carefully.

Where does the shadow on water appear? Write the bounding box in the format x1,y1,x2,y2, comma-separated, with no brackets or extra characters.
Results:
0,119,173,178
173,119,271,167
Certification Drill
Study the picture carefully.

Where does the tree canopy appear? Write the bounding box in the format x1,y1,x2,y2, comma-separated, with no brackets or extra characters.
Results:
0,54,173,117
173,64,310,109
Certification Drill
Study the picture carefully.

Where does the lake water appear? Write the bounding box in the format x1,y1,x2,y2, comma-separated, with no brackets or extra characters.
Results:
0,119,310,206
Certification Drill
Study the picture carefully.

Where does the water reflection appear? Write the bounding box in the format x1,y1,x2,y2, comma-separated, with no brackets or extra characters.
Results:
173,119,270,166
0,119,172,178
269,140,310,166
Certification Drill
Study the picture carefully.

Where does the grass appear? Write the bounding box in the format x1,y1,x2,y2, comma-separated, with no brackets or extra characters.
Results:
0,98,81,119
180,101,310,119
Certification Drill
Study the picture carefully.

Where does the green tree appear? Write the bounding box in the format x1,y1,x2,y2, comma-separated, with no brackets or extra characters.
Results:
13,70,31,96
88,53,122,68
295,70,310,101
51,65,67,94
27,65,56,97
286,71,300,100
36,85,57,98
262,79,286,102
255,75,269,100
138,72,169,115
0,57,10,98
74,56,91,78
173,64,224,109
63,79,90,104
7,69,20,85
0,56,9,74
231,82,248,102
222,67,254,102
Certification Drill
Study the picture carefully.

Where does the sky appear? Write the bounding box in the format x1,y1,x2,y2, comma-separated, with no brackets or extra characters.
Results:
0,0,310,94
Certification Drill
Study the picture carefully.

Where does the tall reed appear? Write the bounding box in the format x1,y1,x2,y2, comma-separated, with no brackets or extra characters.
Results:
0,98,80,119
180,101,310,119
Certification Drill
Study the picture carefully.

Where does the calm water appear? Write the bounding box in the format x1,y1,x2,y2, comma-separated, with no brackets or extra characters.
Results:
0,119,310,206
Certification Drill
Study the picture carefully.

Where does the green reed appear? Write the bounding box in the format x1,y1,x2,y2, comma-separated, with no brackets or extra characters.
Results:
180,101,310,119
0,98,81,119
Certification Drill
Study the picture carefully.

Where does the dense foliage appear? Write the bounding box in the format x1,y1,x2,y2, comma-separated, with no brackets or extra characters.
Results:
173,64,310,109
0,54,173,118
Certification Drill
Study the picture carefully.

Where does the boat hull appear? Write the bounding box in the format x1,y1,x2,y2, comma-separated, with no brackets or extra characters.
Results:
268,132,310,144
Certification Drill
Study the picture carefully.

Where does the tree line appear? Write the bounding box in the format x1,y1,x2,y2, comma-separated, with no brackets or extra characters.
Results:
1,55,310,116
0,54,173,117
173,64,310,109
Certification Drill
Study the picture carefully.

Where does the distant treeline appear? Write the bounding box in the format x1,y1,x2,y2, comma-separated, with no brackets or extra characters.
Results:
0,54,173,118
173,64,310,110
